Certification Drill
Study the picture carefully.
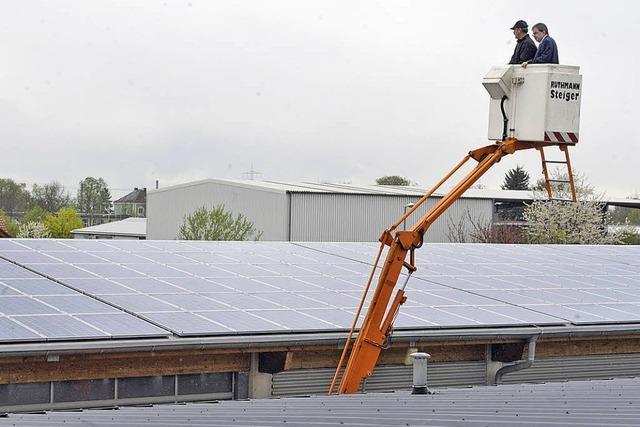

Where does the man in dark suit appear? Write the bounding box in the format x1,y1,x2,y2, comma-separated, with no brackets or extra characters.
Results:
509,20,537,65
522,23,559,67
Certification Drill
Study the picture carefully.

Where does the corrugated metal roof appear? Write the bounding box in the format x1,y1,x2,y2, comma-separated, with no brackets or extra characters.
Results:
2,377,639,426
149,179,640,206
70,217,147,237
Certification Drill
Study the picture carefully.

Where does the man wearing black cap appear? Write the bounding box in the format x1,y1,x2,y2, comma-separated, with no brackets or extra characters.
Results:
508,20,537,65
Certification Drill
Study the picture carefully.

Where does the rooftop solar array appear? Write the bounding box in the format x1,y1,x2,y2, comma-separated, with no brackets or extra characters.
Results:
0,257,169,343
303,242,640,325
0,239,639,343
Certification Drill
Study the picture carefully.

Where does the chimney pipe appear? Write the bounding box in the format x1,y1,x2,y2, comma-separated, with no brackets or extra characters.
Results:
410,352,431,395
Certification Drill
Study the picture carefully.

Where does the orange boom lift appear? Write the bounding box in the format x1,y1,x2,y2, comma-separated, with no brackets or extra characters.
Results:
329,64,582,394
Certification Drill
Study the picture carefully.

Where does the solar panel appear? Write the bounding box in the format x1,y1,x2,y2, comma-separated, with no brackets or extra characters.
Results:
41,251,108,264
248,309,338,330
142,311,232,334
0,317,41,341
197,311,286,333
22,263,95,278
0,296,60,315
0,278,76,295
152,294,231,311
36,295,122,314
2,239,640,339
300,242,640,327
75,313,169,337
0,248,170,342
14,315,107,339
296,308,363,328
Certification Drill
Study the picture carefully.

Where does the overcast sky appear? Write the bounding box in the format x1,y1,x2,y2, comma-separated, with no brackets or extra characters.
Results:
1,1,638,198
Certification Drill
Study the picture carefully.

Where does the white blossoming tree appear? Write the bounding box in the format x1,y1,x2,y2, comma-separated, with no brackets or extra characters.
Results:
17,221,51,239
523,171,621,245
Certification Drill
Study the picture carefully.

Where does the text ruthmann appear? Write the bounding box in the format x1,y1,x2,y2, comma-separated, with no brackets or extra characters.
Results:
550,80,580,102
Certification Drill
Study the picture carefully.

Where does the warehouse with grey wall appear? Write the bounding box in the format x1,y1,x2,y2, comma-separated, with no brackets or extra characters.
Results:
147,180,290,240
147,180,494,242
289,192,493,242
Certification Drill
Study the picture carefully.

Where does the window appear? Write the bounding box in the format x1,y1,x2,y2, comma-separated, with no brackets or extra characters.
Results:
54,379,114,403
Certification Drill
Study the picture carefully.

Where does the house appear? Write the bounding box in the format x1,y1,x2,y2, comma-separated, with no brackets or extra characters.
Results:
114,187,147,218
0,217,11,238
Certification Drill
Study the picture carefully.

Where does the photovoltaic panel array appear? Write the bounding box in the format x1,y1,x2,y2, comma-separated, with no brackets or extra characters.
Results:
1,239,639,341
301,242,640,326
0,250,169,343
1,239,381,336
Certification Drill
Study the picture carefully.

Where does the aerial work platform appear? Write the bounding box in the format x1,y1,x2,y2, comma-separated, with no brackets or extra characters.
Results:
483,64,582,143
330,64,585,394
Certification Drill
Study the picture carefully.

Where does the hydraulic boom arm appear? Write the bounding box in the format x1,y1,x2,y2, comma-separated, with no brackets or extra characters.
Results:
329,138,569,394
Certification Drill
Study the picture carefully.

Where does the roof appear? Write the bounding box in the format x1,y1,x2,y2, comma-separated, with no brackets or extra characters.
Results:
113,188,146,204
2,377,638,426
70,217,146,237
0,239,639,355
149,179,640,206
0,217,10,238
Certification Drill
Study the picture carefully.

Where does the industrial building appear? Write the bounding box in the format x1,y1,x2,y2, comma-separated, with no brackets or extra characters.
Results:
71,217,147,240
0,239,640,413
147,179,640,242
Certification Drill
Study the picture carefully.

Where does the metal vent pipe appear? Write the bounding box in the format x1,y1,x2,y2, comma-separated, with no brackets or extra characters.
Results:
410,352,431,394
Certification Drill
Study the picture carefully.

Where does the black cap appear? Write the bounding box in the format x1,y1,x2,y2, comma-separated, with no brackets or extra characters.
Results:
510,20,528,30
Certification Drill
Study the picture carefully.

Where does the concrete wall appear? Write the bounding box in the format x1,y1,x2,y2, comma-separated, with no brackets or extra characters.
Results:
147,180,289,240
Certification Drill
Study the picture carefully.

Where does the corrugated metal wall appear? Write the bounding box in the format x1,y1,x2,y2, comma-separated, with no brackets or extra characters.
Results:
273,353,640,396
290,193,493,242
502,353,640,384
147,182,289,240
272,361,486,397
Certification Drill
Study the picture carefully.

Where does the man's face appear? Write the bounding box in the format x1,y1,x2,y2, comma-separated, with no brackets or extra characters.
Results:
532,27,545,42
513,27,526,39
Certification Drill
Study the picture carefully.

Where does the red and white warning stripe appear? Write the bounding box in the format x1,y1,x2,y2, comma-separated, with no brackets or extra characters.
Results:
544,131,579,143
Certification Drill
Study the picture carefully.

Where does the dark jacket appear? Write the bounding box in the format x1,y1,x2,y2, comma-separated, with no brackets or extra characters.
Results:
509,34,537,64
530,35,559,64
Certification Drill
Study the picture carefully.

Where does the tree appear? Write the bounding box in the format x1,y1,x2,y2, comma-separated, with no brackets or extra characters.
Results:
609,194,640,225
523,200,619,244
619,229,640,245
501,165,530,190
0,209,19,237
17,222,51,238
523,173,620,245
43,208,84,238
22,206,49,224
376,176,410,186
76,177,111,224
31,181,72,213
179,205,262,241
446,209,524,244
0,178,30,215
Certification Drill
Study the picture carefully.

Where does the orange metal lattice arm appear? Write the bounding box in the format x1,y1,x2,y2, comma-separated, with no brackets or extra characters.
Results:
330,138,563,394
